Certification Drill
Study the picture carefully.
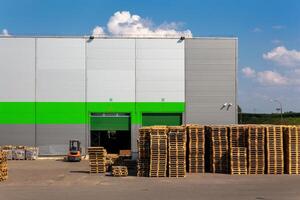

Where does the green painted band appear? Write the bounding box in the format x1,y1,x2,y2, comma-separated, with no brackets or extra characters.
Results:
0,102,185,124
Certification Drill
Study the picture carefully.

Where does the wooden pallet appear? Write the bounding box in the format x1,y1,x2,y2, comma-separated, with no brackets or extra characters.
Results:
112,166,128,177
265,125,284,174
230,147,247,175
208,126,229,174
149,127,168,177
247,125,265,174
284,125,300,174
137,127,151,177
0,151,8,181
187,124,205,173
88,147,107,174
168,126,186,177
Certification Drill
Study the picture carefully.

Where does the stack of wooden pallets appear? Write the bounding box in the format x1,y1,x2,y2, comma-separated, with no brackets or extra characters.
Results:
248,125,265,174
265,125,284,174
186,124,205,173
88,147,107,174
112,166,128,177
229,125,247,174
137,127,151,177
284,126,300,174
208,126,228,173
168,126,186,177
230,147,247,175
149,126,168,177
0,151,8,181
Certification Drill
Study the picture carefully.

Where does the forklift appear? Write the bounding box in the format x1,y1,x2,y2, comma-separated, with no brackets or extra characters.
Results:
67,140,82,162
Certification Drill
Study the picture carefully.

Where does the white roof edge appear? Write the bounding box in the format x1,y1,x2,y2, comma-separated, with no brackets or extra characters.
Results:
0,35,238,40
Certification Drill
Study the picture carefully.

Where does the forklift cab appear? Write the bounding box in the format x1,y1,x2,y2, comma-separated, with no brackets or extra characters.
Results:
67,140,81,162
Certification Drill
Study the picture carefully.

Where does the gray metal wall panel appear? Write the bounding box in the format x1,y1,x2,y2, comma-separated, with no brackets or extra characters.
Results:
87,39,135,102
0,125,35,146
136,39,185,102
36,38,86,102
0,38,35,101
36,124,85,155
185,38,237,124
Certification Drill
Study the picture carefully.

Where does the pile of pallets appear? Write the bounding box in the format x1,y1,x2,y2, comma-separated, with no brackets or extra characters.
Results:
230,147,247,174
88,147,107,174
208,126,228,173
149,126,168,177
187,124,205,173
265,125,284,174
284,126,300,174
137,127,151,177
0,151,8,181
247,125,265,174
168,126,186,177
229,125,247,174
112,166,128,177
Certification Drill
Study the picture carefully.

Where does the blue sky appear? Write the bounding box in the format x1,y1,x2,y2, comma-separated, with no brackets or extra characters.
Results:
1,0,300,113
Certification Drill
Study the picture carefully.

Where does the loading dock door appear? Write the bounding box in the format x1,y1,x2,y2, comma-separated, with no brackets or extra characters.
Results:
142,113,182,126
90,114,131,153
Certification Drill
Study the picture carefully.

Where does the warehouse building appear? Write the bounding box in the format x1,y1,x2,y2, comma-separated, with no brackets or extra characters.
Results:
0,36,237,156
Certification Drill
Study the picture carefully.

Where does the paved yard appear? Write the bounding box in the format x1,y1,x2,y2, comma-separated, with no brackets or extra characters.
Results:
0,160,299,200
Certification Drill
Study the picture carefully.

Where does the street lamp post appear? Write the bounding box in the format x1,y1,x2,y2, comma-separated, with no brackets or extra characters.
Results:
271,99,283,124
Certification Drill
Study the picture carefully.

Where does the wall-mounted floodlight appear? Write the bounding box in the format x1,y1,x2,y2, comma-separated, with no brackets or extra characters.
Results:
89,35,95,40
180,36,185,41
220,103,228,110
227,103,233,110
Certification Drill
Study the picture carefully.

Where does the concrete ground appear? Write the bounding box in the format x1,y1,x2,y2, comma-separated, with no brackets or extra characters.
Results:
0,160,300,200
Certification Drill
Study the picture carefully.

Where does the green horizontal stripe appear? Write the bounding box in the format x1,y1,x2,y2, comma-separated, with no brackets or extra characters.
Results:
0,102,185,124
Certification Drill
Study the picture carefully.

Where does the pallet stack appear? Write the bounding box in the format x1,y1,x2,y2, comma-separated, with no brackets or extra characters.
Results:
149,126,168,177
112,166,128,177
187,124,205,173
265,125,284,174
0,151,8,181
230,147,247,175
208,126,228,173
248,125,265,174
88,147,107,174
137,127,151,177
229,125,247,174
284,126,300,174
168,126,186,177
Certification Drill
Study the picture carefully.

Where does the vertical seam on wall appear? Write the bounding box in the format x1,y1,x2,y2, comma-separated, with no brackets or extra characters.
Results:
85,38,88,152
184,39,186,125
235,38,238,124
34,38,37,147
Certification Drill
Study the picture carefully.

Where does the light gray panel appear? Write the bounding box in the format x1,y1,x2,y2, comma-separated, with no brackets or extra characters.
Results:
136,39,184,102
87,39,135,102
0,125,35,146
0,38,35,101
36,38,85,102
185,38,237,125
131,124,140,159
36,124,85,155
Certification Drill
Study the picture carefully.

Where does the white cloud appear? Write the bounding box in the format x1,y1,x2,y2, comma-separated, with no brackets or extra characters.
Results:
242,67,292,86
263,46,300,68
1,29,10,36
242,67,256,77
257,71,288,86
252,27,262,33
272,25,285,30
92,26,106,37
92,11,192,38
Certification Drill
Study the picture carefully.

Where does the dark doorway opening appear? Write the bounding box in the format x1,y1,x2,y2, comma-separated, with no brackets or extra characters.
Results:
90,130,131,153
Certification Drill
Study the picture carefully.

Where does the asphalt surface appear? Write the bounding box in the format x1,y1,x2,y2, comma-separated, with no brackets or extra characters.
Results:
0,160,299,200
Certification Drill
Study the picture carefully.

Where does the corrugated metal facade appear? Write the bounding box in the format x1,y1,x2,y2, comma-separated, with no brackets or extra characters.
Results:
0,37,237,155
